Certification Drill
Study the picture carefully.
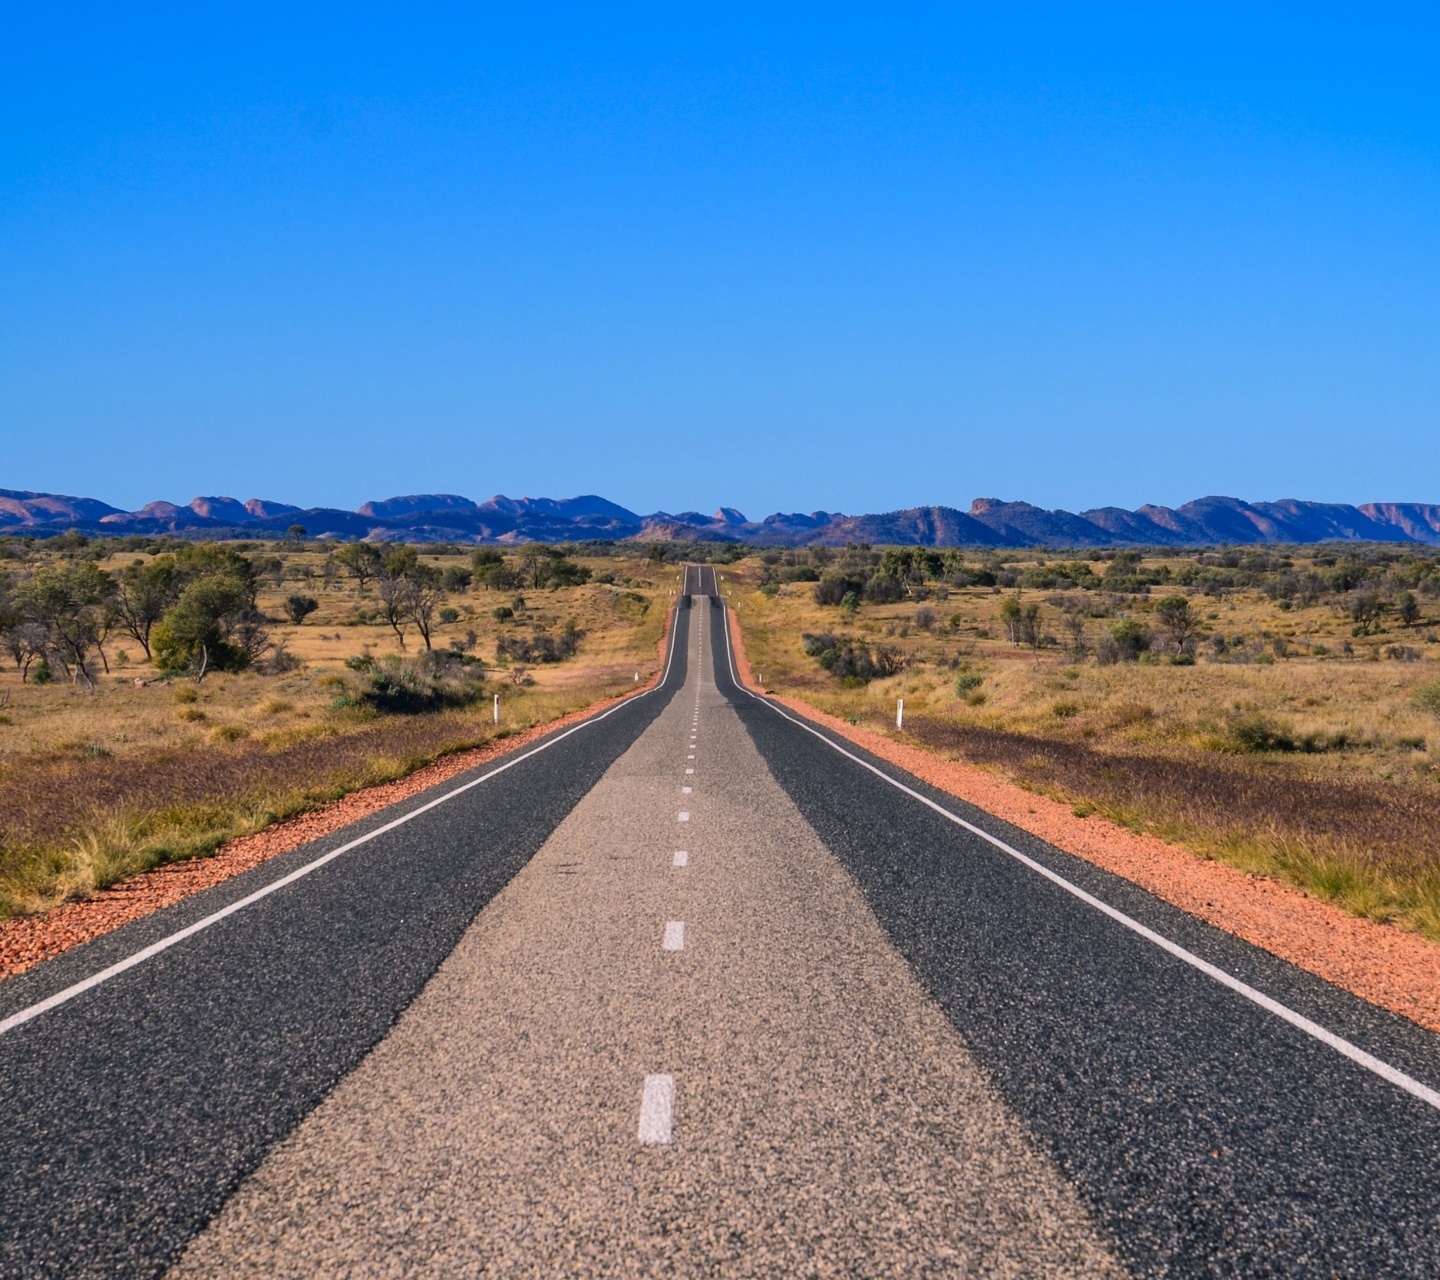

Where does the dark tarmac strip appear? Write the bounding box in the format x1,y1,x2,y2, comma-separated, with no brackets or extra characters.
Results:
170,584,1119,1278
707,575,1440,1278
0,601,691,1278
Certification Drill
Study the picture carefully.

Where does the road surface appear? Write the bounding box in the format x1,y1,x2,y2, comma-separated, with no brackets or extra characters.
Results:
2,564,1439,1276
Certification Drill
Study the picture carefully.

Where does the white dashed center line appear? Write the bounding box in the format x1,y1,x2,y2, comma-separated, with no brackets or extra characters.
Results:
678,811,690,822
663,921,686,951
685,768,694,774
673,850,688,867
682,786,692,794
638,1074,674,1145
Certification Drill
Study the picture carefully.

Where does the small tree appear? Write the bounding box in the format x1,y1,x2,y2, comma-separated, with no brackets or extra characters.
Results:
284,594,320,625
287,524,308,542
151,573,264,674
15,562,113,685
1017,602,1042,650
1350,591,1385,635
1154,595,1200,655
400,565,446,651
335,542,384,591
1398,591,1420,628
999,596,1022,643
1001,596,1040,649
3,622,48,681
377,576,411,650
114,556,184,660
1099,618,1152,664
1059,597,1087,656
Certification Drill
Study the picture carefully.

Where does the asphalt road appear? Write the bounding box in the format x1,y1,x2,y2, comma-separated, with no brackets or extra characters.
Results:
0,598,690,1277
706,566,1440,1276
170,573,1118,1278
2,564,1440,1276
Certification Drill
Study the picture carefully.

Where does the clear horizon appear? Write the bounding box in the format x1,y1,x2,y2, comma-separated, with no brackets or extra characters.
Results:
3,7,1437,516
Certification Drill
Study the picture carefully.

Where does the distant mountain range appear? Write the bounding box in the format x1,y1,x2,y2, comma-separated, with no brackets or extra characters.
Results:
4,487,1440,548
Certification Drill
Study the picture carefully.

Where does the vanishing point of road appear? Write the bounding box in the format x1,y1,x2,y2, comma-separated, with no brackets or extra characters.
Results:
3,566,1440,1276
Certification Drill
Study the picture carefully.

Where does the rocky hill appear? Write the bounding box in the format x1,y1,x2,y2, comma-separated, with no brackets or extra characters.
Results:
3,487,1439,548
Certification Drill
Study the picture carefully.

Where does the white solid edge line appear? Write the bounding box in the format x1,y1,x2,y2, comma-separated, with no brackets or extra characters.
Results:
717,603,1440,1113
0,596,692,1041
639,1073,674,1144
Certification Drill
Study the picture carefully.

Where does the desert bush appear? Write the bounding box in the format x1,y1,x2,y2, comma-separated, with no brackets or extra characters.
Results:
152,573,267,674
348,650,487,714
1349,591,1385,635
999,597,1041,648
801,631,900,683
517,546,592,589
1225,712,1297,753
495,621,585,665
863,574,905,604
334,542,384,589
813,572,866,606
478,561,522,591
1153,595,1199,654
914,606,936,632
1416,679,1440,721
13,561,113,683
955,671,984,695
1096,618,1151,665
284,593,319,625
262,644,303,675
114,556,184,659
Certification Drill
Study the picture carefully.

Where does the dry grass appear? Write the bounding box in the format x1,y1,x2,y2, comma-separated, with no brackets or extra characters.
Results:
722,554,1440,939
0,550,675,918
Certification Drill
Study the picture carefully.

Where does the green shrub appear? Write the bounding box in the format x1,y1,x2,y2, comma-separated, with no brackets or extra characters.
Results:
1097,618,1151,665
495,621,584,665
1416,679,1440,721
152,573,265,673
1226,713,1296,753
801,631,900,682
283,593,319,625
351,651,487,714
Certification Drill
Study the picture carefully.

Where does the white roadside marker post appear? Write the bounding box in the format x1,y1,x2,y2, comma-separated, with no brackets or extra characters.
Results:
897,698,904,729
493,694,500,725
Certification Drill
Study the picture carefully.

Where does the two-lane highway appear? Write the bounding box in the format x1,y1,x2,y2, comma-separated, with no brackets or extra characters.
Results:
3,563,1440,1275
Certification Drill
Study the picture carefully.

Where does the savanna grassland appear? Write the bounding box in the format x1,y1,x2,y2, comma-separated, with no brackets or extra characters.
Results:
0,534,689,917
727,543,1440,940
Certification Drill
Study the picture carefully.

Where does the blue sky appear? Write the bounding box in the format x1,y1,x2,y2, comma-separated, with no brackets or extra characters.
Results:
2,5,1437,518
